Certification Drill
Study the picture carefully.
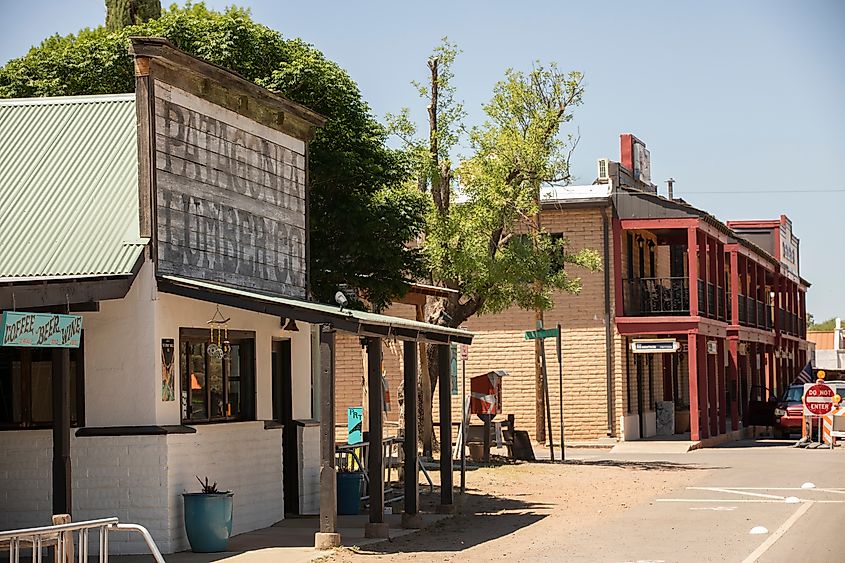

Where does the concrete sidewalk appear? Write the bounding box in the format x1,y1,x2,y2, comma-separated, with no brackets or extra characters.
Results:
113,512,449,563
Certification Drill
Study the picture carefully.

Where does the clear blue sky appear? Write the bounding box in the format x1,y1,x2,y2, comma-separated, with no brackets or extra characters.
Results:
2,0,842,320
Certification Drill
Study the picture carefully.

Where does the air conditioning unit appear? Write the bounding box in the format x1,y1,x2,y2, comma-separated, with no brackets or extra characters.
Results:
597,158,611,181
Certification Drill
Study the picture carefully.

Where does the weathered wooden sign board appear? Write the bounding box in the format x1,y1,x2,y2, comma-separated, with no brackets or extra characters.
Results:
153,81,307,298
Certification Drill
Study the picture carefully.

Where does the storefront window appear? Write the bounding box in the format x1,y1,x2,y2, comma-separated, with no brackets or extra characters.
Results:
179,330,254,423
0,345,85,430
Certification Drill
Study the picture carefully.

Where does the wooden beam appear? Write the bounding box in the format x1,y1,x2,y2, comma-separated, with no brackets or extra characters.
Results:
0,275,136,310
364,337,388,538
717,338,727,435
52,348,72,515
401,341,422,529
437,344,454,512
315,327,340,549
688,333,701,441
619,218,697,230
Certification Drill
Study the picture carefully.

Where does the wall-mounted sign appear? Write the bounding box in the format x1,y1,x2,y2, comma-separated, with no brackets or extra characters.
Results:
633,140,651,184
631,338,679,354
154,81,307,298
707,340,718,355
161,338,175,401
347,407,363,445
1,312,82,348
779,218,799,279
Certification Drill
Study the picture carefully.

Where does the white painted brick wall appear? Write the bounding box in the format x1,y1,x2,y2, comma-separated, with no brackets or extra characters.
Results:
0,430,53,530
166,422,283,553
1,422,284,555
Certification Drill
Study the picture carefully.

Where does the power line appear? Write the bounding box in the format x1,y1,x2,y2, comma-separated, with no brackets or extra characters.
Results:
680,189,845,194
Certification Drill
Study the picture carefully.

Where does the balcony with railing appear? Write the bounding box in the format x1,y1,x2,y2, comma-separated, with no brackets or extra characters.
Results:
623,277,690,316
776,308,801,336
737,294,773,330
696,280,727,322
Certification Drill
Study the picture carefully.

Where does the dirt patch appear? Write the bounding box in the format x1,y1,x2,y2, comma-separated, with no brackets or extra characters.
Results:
326,457,709,562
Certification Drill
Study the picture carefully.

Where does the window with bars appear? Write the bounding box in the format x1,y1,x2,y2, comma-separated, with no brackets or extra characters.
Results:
179,329,255,424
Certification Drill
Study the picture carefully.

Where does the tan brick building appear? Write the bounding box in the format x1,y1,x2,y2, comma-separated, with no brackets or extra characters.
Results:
334,134,813,445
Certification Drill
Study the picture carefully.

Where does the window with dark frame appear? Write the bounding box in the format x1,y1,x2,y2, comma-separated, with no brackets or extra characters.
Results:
179,329,255,424
549,232,567,274
0,343,85,430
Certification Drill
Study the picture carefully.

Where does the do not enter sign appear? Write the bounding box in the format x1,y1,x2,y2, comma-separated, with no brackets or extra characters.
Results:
803,383,835,416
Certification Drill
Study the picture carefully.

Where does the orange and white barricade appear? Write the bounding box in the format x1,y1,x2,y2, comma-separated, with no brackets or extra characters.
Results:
822,405,845,446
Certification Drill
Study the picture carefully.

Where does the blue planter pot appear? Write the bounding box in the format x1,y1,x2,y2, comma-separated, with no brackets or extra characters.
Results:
183,492,234,553
337,472,363,515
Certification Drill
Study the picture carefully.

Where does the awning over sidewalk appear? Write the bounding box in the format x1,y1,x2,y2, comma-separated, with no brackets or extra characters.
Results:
157,275,473,344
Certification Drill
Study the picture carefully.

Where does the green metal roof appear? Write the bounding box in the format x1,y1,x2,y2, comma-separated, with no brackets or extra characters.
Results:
0,94,147,281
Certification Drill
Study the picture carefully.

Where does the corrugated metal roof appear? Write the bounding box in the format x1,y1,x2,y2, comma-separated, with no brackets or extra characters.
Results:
0,94,146,281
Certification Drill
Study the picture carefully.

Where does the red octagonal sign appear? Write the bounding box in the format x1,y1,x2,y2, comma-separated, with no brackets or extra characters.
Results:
804,383,835,416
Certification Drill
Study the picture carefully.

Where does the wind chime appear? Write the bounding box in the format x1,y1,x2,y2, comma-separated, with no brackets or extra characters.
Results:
207,305,231,361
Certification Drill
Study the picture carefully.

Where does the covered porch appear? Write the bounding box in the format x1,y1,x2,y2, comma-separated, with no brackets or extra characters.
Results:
157,276,473,549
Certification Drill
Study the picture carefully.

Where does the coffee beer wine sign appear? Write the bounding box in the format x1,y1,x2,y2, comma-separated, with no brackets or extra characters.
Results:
1,312,82,348
154,81,307,298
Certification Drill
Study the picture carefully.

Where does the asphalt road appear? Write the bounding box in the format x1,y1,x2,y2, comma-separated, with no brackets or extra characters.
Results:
556,439,845,563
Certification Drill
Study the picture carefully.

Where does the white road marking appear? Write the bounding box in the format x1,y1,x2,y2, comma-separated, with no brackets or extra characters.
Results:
688,487,785,500
740,501,814,563
815,488,845,495
684,487,845,491
689,506,737,511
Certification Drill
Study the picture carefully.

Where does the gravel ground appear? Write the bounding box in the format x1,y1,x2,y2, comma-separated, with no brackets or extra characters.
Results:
324,455,708,562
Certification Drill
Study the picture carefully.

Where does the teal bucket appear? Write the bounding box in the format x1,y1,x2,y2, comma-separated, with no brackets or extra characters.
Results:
183,492,234,552
336,472,363,515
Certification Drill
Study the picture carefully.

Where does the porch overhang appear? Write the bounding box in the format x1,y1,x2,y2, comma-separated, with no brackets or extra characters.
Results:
157,275,473,345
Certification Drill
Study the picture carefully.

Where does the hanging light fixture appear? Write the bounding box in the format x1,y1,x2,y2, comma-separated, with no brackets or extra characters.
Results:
283,318,299,332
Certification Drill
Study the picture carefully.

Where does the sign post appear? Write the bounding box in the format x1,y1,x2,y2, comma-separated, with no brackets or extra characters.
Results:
556,323,565,461
525,325,558,461
459,343,469,493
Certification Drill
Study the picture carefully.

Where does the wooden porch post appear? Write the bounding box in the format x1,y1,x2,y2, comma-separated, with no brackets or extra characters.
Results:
730,251,739,327
716,241,725,321
717,337,727,435
437,344,454,513
729,338,739,431
707,337,718,436
688,333,701,441
315,328,341,549
687,228,699,316
52,348,72,516
365,337,388,538
401,340,423,528
698,334,711,440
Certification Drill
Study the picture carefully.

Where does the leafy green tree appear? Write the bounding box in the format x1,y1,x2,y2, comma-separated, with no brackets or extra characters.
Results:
389,41,601,447
0,3,425,309
106,0,161,30
809,317,838,331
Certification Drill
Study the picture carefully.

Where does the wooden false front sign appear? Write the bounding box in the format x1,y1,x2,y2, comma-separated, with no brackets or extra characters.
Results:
152,77,308,298
1,312,82,348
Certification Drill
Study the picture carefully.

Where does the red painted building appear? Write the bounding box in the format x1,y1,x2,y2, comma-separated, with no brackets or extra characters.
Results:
612,136,811,441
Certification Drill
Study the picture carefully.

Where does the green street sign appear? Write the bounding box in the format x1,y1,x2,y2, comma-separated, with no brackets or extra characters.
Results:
524,328,560,341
